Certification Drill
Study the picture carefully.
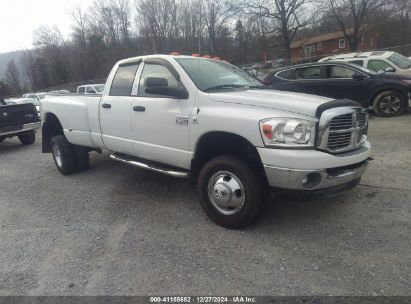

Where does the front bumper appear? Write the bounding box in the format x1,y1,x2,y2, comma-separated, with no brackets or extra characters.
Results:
0,122,41,137
259,142,370,191
264,161,367,190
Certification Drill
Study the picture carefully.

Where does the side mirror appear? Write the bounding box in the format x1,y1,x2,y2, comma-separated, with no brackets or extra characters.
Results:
144,77,189,99
384,67,395,73
352,72,366,80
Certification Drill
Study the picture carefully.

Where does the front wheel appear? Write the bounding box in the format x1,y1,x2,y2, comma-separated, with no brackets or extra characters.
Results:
373,90,406,117
18,132,36,145
197,155,265,229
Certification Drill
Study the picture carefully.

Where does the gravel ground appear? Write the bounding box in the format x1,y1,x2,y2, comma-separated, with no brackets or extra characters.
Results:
0,110,410,296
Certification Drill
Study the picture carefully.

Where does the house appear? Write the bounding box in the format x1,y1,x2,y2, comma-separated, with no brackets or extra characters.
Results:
290,30,378,63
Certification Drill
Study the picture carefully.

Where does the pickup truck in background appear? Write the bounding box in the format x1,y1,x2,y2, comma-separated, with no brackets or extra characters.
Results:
0,97,40,145
76,84,105,94
41,55,371,228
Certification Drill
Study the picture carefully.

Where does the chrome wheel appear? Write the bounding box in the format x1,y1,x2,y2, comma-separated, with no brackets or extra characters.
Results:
52,143,63,168
379,95,401,114
207,171,245,215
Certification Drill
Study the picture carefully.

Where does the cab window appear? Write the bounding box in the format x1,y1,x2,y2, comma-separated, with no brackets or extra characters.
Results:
276,69,294,80
348,60,364,66
110,63,140,96
86,86,96,94
78,87,85,94
138,63,180,97
367,60,393,72
295,66,322,79
327,65,356,79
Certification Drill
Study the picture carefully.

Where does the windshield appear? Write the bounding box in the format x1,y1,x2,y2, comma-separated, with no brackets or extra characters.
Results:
176,58,263,91
37,93,47,99
388,53,411,69
94,85,105,92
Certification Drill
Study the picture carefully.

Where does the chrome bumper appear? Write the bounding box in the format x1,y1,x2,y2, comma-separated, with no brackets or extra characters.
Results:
264,161,368,190
0,122,41,137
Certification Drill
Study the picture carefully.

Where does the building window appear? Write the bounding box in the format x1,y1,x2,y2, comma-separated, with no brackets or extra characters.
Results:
318,42,323,51
339,39,346,49
304,45,316,58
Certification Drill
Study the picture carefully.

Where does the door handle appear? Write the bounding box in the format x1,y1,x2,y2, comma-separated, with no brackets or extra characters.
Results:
102,103,111,109
133,106,145,112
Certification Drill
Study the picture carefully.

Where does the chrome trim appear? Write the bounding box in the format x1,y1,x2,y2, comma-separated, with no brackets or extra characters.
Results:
264,161,368,190
317,107,368,154
110,154,188,178
0,122,41,137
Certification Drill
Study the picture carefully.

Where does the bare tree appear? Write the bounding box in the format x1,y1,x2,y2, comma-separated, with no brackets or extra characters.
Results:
327,0,388,51
203,0,237,54
5,59,21,93
33,25,64,48
91,0,131,46
243,0,316,59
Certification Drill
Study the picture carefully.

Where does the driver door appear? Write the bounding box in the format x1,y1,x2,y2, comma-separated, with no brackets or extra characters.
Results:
131,59,194,169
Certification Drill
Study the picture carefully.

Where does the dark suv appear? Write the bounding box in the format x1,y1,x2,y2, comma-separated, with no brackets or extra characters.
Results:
263,62,411,117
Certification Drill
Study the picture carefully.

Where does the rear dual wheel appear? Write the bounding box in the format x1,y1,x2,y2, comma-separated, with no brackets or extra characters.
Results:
51,135,89,175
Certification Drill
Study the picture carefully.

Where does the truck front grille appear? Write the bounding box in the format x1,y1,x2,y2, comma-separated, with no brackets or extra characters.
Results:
317,107,368,154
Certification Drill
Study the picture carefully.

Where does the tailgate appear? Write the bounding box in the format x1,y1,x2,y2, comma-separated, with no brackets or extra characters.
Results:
0,103,39,129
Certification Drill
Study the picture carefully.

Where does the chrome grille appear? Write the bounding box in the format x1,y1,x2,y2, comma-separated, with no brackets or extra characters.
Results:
317,107,368,154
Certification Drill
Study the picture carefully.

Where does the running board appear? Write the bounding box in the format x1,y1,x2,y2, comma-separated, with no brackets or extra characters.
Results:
110,154,188,178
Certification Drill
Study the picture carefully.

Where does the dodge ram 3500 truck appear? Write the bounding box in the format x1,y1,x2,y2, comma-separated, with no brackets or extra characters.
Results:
0,97,40,145
41,55,371,228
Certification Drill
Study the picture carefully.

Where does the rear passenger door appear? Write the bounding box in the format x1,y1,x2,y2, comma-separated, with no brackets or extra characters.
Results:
99,61,140,155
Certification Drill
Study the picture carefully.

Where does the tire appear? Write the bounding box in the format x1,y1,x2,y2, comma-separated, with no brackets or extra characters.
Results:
373,90,406,117
197,155,265,229
18,132,36,145
74,145,90,171
50,135,77,175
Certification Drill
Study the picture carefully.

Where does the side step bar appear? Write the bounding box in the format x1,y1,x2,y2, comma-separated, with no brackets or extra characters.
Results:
110,154,188,178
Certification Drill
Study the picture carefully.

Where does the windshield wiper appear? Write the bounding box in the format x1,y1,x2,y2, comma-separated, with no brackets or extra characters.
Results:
204,84,265,92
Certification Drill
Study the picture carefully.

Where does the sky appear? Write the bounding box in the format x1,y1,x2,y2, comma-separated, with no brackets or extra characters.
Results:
0,0,93,53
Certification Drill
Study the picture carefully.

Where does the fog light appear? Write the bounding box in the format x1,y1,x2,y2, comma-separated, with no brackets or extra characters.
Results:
302,173,322,189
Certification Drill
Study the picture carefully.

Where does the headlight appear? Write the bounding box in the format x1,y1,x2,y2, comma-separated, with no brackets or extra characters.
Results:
260,118,316,148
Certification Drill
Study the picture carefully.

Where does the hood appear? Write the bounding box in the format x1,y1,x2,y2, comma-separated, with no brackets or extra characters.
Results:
208,89,333,117
374,72,411,80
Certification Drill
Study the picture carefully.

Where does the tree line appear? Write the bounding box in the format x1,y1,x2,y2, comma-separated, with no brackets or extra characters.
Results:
1,0,410,96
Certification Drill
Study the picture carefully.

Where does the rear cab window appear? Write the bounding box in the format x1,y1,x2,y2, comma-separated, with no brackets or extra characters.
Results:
110,62,140,96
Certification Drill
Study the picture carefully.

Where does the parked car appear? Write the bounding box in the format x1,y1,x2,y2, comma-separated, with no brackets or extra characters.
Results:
77,84,105,94
319,51,411,76
49,90,71,94
41,55,370,228
263,62,411,117
0,96,40,145
22,92,48,100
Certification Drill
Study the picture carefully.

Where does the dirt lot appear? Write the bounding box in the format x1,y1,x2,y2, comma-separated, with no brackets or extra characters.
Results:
0,110,410,296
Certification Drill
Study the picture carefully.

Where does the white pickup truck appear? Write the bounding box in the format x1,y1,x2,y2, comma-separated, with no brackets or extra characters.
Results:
41,55,371,228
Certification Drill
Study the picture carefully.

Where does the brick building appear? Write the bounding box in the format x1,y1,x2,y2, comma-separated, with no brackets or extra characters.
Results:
290,30,378,63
